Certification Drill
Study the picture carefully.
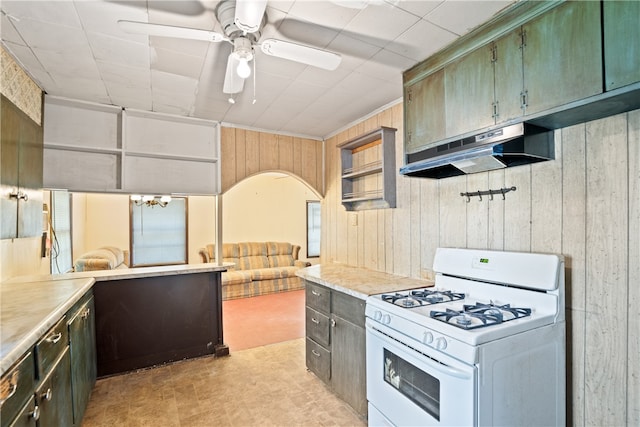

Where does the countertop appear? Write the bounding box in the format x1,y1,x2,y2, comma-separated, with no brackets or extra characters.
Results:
1,263,231,376
296,263,433,300
1,277,95,375
3,262,233,284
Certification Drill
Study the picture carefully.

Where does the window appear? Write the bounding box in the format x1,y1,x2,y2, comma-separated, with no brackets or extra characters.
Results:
306,201,321,258
50,190,73,274
130,197,188,267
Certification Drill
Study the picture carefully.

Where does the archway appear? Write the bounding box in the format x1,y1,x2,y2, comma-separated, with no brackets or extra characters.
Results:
222,171,321,261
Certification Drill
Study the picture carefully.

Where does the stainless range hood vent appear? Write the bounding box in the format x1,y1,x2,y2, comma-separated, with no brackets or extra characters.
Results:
400,123,554,179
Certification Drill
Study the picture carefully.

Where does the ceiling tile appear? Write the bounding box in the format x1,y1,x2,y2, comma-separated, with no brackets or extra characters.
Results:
387,18,457,61
1,1,81,27
343,2,420,48
425,1,512,36
151,46,207,80
87,33,150,69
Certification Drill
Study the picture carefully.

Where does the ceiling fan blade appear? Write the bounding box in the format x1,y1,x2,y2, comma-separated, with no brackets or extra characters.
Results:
118,20,226,42
223,53,246,94
260,39,342,71
234,0,268,33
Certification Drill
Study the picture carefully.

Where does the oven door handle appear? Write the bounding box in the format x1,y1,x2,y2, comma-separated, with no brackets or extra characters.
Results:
367,322,473,380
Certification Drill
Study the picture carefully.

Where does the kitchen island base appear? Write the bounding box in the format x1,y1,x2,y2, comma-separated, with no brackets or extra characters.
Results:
94,271,227,377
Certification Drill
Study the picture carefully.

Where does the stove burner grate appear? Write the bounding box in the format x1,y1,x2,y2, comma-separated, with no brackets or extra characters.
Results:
429,302,532,330
381,289,465,308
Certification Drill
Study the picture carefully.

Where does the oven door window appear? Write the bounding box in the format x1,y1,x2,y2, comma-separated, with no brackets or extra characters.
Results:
384,348,440,420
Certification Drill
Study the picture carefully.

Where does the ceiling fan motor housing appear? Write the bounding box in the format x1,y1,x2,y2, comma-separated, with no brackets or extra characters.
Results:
216,0,264,42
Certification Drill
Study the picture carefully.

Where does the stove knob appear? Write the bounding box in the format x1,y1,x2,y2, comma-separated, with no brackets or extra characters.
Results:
435,337,447,350
382,314,391,325
423,331,434,345
373,310,382,321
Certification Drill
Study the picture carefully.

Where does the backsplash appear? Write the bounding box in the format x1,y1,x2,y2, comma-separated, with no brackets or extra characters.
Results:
1,46,41,125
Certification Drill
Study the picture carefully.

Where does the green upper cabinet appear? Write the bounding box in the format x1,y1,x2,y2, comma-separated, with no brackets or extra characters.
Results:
444,44,495,138
603,0,640,91
522,0,603,116
404,69,445,154
493,29,526,125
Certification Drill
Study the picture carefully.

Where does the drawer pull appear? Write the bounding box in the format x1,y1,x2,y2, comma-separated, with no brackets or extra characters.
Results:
81,307,91,320
30,405,40,421
0,371,19,403
311,290,321,297
311,317,320,324
41,388,52,401
46,332,63,344
311,350,321,357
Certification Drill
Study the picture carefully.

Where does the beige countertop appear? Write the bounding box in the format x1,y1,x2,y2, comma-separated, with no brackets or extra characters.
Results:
296,263,433,300
1,277,95,375
3,262,233,284
1,263,231,376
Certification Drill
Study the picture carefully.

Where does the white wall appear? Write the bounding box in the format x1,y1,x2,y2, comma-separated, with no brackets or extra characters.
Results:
222,172,320,262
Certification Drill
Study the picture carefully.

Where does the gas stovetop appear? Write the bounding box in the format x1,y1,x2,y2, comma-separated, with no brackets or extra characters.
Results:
366,248,565,350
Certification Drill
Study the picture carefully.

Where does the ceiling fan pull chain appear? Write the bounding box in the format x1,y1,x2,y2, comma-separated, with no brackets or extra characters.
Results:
252,51,257,104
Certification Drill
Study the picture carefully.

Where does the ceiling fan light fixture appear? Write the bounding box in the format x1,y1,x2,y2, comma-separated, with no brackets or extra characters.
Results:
234,0,268,33
236,58,251,79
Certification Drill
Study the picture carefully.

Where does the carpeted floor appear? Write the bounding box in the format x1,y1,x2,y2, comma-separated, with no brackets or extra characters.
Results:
222,289,305,351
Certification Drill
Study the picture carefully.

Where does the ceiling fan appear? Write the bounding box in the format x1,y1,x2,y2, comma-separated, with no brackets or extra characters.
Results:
118,0,342,100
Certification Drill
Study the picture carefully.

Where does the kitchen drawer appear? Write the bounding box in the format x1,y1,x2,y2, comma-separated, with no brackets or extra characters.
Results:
7,395,37,427
332,291,365,328
35,347,72,427
35,316,68,381
305,282,330,313
305,307,330,347
305,338,330,383
0,352,35,427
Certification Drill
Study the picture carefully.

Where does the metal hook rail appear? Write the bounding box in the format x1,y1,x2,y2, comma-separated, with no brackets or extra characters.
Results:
460,186,516,202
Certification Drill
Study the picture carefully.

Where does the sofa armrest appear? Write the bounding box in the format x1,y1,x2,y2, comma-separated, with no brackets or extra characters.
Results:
199,248,211,263
294,260,311,268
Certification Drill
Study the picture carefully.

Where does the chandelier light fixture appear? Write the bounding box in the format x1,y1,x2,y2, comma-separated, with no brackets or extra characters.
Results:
130,194,172,208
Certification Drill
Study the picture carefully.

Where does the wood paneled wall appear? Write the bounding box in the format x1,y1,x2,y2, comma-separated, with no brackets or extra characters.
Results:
220,126,323,195
322,103,639,426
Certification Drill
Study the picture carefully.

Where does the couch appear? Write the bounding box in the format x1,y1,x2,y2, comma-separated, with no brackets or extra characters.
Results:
199,242,309,300
74,246,129,272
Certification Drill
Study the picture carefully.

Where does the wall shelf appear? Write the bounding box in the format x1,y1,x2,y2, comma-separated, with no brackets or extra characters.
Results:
338,126,396,211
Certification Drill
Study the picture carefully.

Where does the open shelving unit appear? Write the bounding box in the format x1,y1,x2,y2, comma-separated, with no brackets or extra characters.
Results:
338,126,396,211
42,96,220,195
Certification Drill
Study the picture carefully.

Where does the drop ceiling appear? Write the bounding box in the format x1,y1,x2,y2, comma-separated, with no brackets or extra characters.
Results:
1,0,512,139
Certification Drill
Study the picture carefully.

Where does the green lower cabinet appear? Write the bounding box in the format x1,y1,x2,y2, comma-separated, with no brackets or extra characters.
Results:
35,348,73,427
68,296,97,425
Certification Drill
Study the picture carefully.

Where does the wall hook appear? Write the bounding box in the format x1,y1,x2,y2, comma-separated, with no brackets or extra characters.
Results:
459,186,517,202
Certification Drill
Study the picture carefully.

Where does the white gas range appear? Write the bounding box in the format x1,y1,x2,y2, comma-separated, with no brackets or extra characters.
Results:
365,247,566,427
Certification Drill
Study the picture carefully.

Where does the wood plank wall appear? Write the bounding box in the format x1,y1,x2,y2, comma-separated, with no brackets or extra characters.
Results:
322,103,639,426
220,126,323,195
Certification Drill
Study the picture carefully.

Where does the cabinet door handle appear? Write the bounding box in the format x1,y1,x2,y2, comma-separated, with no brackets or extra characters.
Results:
311,290,321,297
311,350,321,357
41,388,52,402
81,307,91,320
311,317,320,324
46,332,62,344
30,405,40,421
330,319,336,328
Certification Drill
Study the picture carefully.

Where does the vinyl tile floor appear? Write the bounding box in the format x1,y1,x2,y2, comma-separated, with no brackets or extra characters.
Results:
82,290,367,427
82,339,366,427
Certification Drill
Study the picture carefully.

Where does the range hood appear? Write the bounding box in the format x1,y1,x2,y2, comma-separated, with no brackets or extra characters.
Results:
400,123,554,179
